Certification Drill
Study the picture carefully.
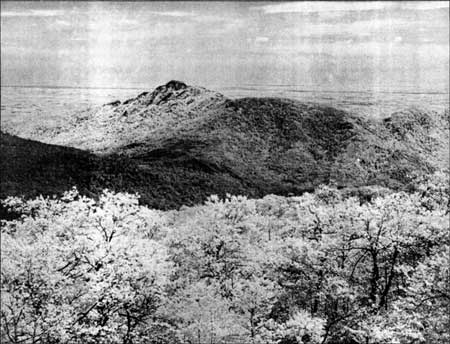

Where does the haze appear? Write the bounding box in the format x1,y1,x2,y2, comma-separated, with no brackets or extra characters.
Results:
1,1,449,91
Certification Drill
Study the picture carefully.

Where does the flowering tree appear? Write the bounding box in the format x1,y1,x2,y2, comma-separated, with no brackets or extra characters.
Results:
1,189,173,344
1,172,448,344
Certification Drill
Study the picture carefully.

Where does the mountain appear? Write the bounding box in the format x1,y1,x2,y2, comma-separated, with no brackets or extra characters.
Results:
0,132,255,210
1,81,448,210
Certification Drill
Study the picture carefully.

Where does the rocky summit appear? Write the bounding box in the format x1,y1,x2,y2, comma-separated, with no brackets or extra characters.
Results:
1,81,448,209
40,80,227,154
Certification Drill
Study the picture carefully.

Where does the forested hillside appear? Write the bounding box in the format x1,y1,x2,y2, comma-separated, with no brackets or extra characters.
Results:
1,82,449,210
1,172,448,344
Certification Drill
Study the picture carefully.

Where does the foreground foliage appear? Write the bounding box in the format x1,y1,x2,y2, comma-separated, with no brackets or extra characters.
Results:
1,173,449,344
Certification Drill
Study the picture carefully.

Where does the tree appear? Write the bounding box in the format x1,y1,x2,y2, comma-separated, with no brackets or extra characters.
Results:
2,172,448,344
1,189,174,344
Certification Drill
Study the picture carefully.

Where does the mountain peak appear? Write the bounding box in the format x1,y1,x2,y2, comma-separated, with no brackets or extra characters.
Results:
143,80,213,106
164,80,187,90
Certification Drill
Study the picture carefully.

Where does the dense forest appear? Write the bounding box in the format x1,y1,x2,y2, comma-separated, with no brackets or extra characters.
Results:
1,172,448,344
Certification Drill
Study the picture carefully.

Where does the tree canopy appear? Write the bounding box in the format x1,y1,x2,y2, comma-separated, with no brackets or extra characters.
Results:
1,172,449,344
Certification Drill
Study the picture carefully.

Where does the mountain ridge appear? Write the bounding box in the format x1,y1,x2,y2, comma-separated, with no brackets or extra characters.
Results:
1,81,448,211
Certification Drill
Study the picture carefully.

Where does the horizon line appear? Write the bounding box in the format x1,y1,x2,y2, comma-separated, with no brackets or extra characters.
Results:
1,83,448,95
1,84,149,91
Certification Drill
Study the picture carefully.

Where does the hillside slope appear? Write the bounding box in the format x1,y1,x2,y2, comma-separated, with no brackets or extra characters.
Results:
2,81,448,210
0,132,260,210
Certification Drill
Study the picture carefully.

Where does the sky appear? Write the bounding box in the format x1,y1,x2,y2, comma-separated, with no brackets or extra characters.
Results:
1,1,449,91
